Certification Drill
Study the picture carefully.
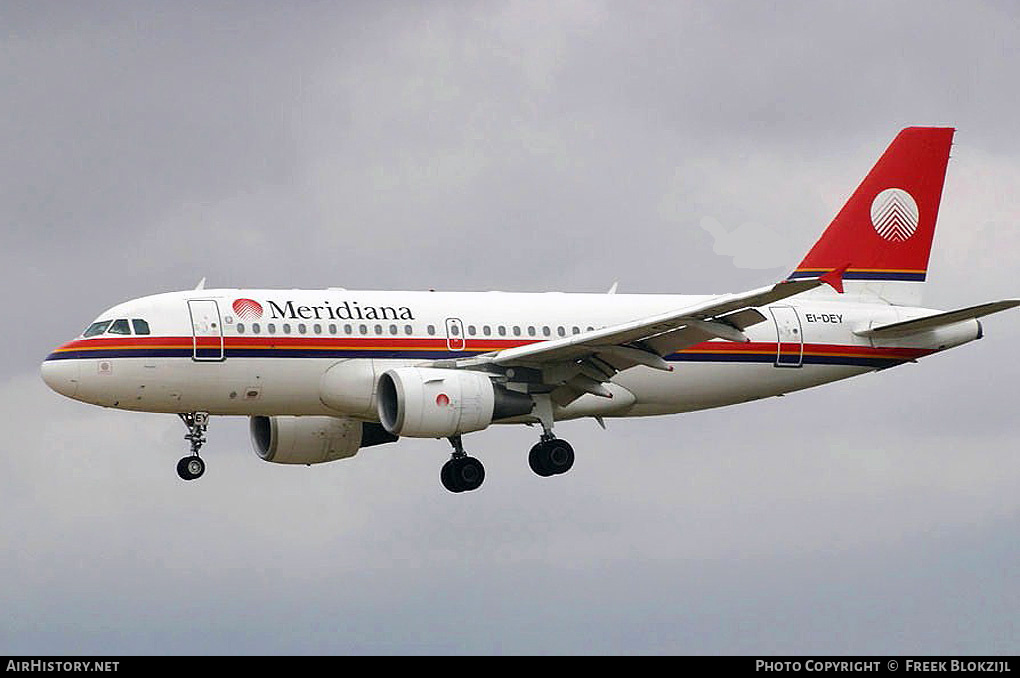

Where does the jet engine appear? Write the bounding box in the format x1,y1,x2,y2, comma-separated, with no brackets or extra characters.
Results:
250,415,397,465
377,367,533,438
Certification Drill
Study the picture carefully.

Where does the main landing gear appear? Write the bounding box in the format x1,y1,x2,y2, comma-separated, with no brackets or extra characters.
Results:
177,412,209,481
438,396,575,493
527,394,574,478
441,435,485,493
437,432,576,493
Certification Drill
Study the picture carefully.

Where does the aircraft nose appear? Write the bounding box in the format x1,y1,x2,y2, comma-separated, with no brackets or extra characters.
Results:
41,358,80,398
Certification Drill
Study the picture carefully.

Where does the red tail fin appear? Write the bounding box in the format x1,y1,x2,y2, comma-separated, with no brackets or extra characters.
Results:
790,127,954,288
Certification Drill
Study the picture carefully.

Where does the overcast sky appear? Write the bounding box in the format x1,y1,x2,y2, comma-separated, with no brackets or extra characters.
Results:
2,1,1018,655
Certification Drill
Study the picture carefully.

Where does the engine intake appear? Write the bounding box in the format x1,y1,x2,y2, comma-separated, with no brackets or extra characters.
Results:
377,367,533,438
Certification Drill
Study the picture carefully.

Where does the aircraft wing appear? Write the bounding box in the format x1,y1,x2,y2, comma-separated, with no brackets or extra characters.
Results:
459,277,830,403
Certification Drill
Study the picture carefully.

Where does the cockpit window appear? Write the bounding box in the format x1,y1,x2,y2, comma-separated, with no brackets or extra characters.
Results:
108,319,132,335
83,320,112,338
132,319,151,335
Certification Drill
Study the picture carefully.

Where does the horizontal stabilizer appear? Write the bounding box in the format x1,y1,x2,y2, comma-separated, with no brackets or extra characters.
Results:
855,300,1020,338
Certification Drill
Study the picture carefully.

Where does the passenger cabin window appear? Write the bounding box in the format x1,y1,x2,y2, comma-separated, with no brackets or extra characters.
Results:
132,319,151,335
237,323,245,334
109,319,131,335
83,320,112,338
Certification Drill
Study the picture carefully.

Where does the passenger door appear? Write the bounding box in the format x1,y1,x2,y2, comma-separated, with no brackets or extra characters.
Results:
770,306,803,368
188,300,224,361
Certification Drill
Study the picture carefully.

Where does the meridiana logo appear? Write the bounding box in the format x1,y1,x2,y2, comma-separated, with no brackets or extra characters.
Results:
232,298,264,320
230,298,415,321
871,188,919,242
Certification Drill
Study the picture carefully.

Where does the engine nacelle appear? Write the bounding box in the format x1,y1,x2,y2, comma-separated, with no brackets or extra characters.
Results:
250,415,397,465
377,367,533,438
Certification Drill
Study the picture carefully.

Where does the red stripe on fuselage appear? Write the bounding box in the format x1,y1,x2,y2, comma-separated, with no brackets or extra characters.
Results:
50,336,933,361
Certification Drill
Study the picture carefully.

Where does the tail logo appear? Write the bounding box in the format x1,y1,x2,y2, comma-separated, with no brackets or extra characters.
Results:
870,188,919,242
232,298,263,320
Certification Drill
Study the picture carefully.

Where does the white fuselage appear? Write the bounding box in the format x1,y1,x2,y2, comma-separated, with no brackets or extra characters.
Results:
40,288,981,424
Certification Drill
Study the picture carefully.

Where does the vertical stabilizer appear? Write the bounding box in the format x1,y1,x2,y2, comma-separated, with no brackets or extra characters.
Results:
788,127,955,305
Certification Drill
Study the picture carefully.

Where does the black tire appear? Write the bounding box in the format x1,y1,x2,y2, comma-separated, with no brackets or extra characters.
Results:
177,456,205,481
453,456,485,492
529,442,555,477
176,457,193,480
529,439,575,477
545,439,575,475
441,459,461,493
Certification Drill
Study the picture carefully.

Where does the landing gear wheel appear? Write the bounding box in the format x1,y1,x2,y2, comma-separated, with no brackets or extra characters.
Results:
441,435,485,493
176,456,205,481
529,438,575,477
441,456,485,493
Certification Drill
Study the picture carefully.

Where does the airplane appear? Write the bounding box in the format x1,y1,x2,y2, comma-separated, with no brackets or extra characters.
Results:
40,127,1019,493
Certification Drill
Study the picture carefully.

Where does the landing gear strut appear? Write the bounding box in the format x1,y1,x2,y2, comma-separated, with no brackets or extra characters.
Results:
177,412,209,481
527,395,575,478
440,435,485,493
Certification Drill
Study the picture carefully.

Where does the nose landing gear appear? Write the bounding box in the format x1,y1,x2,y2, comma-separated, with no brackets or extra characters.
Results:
177,412,209,481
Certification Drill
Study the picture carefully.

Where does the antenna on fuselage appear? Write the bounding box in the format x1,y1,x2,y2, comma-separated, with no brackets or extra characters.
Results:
194,277,206,290
607,281,618,294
